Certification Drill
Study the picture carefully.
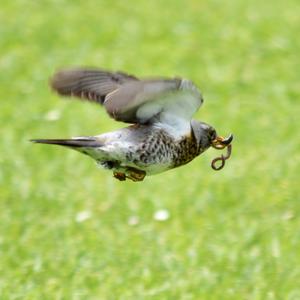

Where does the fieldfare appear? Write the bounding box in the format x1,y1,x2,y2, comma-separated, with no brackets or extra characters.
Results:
32,68,233,181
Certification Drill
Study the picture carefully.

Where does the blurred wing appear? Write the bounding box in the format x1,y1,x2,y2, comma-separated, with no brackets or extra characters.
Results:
50,68,203,137
50,68,138,104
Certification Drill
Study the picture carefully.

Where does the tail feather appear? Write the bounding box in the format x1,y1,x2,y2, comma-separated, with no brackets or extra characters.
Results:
30,138,103,148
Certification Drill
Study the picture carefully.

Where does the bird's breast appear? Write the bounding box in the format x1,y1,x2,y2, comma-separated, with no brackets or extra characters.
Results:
130,129,202,170
172,135,202,167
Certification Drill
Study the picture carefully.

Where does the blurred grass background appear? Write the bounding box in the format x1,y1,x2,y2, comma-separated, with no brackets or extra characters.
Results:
0,0,299,299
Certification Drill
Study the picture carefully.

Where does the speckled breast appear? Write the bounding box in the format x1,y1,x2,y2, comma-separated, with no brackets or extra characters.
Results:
132,129,203,168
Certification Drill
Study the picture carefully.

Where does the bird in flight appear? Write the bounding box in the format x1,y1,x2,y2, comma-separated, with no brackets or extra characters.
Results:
32,68,233,182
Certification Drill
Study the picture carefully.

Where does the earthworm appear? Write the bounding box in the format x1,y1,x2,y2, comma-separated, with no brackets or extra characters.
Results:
211,144,232,171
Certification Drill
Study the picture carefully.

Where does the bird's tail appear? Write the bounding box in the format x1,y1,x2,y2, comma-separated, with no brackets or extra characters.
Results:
30,137,103,148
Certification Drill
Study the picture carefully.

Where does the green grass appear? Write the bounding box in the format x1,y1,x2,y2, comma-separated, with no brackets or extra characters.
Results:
1,0,300,299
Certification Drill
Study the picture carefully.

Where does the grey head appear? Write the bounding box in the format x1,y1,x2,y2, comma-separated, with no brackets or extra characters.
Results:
191,119,217,151
191,119,233,151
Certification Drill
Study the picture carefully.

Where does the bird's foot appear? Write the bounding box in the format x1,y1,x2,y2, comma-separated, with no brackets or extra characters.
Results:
113,171,127,181
126,167,146,182
113,168,146,182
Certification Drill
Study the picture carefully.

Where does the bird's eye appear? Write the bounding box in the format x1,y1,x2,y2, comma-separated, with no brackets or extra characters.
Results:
210,130,217,140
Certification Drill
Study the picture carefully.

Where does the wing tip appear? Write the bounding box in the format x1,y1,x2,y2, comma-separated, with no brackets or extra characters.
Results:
49,69,77,96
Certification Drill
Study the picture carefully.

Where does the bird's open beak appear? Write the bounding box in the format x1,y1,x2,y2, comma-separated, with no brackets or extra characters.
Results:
212,134,233,149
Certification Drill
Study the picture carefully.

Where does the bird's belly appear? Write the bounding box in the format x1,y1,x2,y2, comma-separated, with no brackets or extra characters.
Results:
119,153,172,175
95,145,172,176
98,159,170,178
132,162,171,175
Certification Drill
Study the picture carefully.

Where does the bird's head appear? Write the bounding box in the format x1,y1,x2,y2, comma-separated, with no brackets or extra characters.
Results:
191,120,233,151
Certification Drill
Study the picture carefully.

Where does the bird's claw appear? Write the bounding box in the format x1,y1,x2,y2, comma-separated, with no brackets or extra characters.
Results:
113,168,146,182
113,172,127,181
127,169,146,182
211,134,233,171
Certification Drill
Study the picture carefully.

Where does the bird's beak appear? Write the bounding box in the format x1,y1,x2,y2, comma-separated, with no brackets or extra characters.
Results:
212,134,233,149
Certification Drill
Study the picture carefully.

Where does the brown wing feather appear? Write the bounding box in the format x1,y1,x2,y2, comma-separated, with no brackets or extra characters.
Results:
49,68,202,130
50,68,138,104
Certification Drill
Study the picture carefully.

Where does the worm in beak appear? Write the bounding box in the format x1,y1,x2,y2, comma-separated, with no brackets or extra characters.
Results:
211,134,233,171
212,134,233,149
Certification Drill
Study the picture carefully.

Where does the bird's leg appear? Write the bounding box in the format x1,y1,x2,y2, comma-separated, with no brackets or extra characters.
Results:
113,167,146,182
125,167,146,182
113,171,127,181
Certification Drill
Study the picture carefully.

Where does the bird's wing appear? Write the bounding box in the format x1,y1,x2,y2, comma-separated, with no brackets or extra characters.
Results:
50,68,138,104
104,79,203,136
50,68,203,137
